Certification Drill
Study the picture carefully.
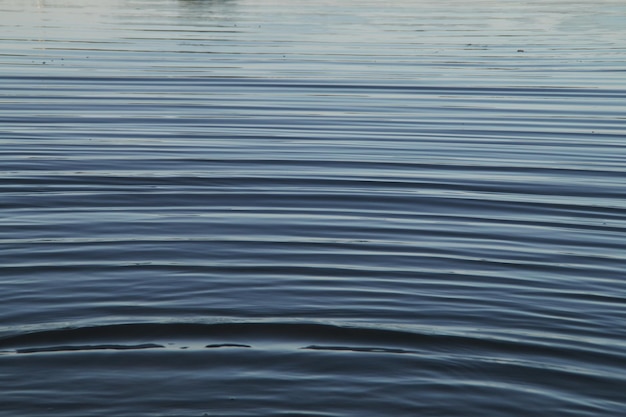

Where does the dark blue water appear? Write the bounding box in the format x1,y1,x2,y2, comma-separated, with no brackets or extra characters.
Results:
2,1,626,416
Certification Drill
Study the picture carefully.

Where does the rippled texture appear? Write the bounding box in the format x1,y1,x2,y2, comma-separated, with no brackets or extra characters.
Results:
1,1,626,416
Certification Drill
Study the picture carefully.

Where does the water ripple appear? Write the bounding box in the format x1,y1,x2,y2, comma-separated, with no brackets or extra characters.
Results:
2,0,626,415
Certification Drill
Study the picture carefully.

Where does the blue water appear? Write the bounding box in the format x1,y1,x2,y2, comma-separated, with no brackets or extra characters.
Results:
1,1,626,416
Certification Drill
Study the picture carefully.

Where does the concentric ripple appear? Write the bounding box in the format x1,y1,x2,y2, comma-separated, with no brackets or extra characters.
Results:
1,322,625,416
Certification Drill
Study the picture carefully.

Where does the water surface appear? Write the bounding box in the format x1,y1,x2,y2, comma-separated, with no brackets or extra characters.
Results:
1,1,626,416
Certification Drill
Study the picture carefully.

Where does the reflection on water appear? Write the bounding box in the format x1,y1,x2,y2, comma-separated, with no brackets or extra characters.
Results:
177,0,236,10
175,0,237,24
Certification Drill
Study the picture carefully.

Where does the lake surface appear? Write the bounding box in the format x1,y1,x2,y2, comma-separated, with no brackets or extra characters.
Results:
1,0,626,415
